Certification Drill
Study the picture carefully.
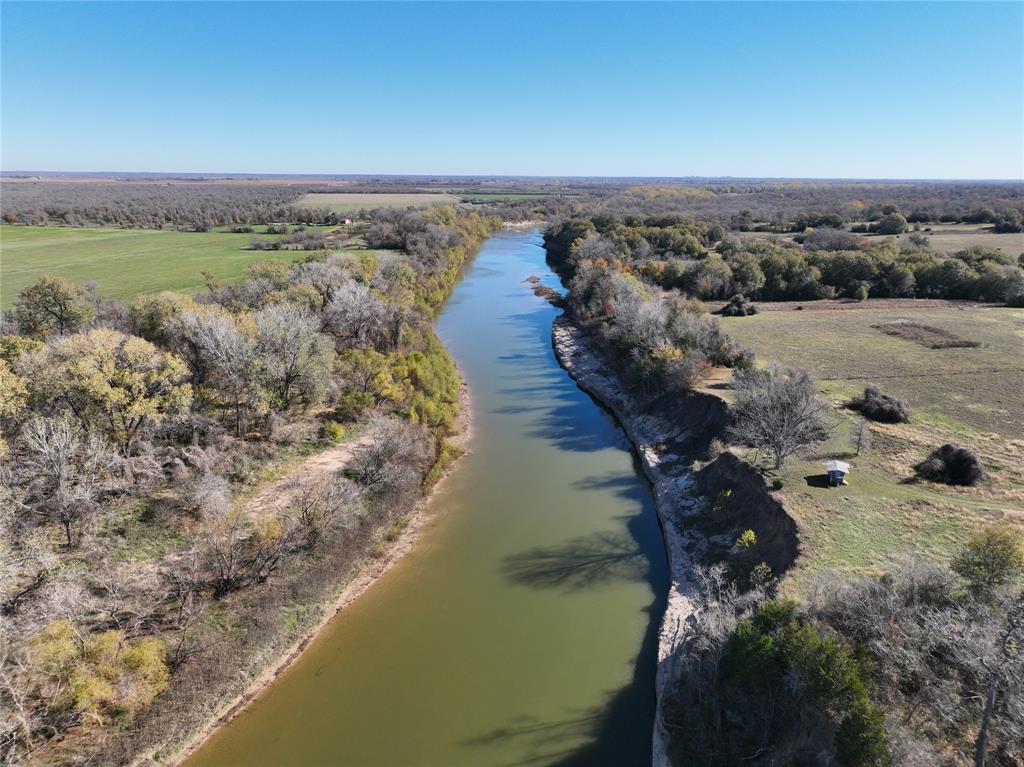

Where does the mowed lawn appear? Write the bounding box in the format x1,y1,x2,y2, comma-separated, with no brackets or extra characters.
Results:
719,299,1024,587
295,192,459,212
0,226,314,306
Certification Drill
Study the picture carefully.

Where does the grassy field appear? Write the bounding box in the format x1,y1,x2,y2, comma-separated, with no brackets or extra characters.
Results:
452,192,551,202
891,222,1024,254
295,192,459,212
718,299,1024,587
736,223,1024,255
0,226,317,306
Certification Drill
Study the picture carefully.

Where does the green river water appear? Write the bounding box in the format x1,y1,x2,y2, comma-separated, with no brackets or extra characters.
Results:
183,230,669,766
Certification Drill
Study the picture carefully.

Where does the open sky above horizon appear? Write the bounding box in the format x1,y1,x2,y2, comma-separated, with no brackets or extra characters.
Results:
2,1,1021,180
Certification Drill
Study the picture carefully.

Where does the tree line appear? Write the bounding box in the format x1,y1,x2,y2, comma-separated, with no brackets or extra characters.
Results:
0,206,500,763
546,215,1024,306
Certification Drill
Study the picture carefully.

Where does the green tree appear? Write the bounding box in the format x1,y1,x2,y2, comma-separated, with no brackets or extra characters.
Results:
876,212,908,235
952,525,1024,594
13,275,95,338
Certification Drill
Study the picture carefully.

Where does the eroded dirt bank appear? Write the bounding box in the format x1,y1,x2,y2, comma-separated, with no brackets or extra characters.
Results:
551,316,799,766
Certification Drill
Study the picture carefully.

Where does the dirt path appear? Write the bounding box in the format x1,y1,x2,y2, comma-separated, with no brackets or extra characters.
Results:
242,433,375,515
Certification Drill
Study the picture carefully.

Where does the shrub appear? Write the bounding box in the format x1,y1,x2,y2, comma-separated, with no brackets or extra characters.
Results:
771,478,784,490
853,283,869,301
951,525,1024,593
916,443,984,486
875,212,908,235
334,391,375,422
717,293,760,317
323,420,346,443
835,700,892,767
749,561,773,588
736,529,758,549
851,385,910,423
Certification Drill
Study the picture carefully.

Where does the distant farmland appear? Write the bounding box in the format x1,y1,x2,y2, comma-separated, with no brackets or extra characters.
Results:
0,226,316,306
295,192,459,212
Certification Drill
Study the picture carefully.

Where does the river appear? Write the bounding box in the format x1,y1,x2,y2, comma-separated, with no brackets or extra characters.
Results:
183,229,668,766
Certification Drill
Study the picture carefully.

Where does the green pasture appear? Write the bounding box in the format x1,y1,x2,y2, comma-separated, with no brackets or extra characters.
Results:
0,226,313,306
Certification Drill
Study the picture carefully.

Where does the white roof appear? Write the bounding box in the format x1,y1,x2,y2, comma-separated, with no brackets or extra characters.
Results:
824,460,851,473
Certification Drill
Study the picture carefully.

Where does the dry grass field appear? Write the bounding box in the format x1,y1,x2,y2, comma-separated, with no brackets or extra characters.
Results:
735,223,1024,255
892,222,1024,254
719,299,1024,588
295,192,460,212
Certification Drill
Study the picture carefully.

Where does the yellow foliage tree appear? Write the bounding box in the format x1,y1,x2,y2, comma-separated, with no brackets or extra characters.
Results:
27,619,170,725
0,360,28,458
30,329,192,453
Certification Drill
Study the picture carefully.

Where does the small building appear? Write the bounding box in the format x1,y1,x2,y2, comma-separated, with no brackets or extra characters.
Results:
824,460,851,487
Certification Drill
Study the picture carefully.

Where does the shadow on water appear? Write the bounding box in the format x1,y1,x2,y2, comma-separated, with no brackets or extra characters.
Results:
484,474,668,764
463,578,667,767
468,241,669,766
502,531,648,591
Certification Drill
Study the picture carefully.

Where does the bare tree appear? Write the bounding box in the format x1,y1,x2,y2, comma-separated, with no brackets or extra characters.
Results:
321,281,398,352
967,591,1024,767
254,303,333,411
851,416,872,456
19,414,122,545
173,310,262,436
728,366,832,470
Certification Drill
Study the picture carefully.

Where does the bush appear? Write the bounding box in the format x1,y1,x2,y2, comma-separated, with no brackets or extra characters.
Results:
334,391,375,422
835,700,892,767
771,478,784,490
736,529,758,548
851,385,910,423
916,443,983,485
951,524,1024,593
875,212,908,235
717,293,760,317
322,420,346,443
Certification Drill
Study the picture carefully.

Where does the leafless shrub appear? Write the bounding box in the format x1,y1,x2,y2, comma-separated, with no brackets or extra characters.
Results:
916,443,984,486
347,415,429,505
182,472,231,520
18,414,124,545
282,475,362,548
850,384,911,423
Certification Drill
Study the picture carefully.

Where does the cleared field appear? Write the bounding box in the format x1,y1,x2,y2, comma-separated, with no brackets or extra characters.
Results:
0,226,315,306
295,192,459,212
454,192,551,202
735,223,1024,254
892,223,1024,253
719,299,1024,585
723,299,1024,436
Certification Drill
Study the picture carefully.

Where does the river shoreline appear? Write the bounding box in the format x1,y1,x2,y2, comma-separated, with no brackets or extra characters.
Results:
147,377,475,767
550,315,802,766
551,316,713,767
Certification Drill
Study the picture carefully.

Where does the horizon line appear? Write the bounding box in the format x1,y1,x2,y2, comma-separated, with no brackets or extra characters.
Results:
3,170,1023,184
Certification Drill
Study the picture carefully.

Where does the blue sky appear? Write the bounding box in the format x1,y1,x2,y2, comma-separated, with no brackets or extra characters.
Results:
2,2,1021,179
